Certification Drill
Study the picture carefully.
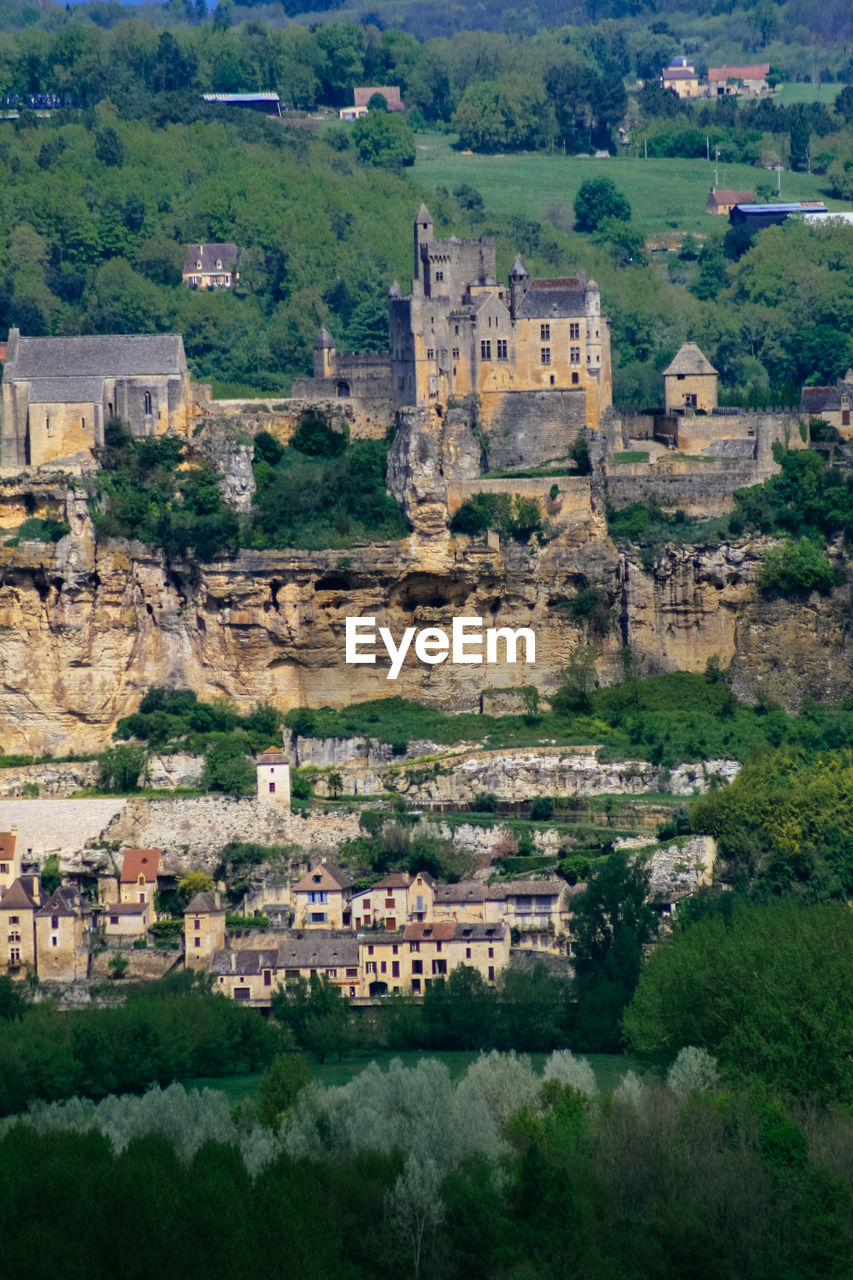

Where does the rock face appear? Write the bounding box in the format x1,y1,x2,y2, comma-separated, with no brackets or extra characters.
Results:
0,420,849,755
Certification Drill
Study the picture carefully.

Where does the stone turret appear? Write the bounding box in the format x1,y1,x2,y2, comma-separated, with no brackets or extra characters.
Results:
413,204,433,284
312,327,335,380
509,253,530,319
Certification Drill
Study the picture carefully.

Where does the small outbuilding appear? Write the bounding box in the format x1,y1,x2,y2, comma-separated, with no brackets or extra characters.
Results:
663,343,718,414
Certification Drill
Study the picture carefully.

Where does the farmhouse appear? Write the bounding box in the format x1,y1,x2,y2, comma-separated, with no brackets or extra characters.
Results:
705,187,754,216
183,243,240,289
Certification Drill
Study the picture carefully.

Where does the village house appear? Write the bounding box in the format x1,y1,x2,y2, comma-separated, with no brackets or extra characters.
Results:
800,373,853,439
663,342,719,414
705,187,754,216
434,877,573,954
339,105,368,121
1,329,197,469
102,901,150,939
35,885,87,982
660,58,701,99
0,827,20,898
0,875,40,977
212,931,361,1002
119,848,161,907
292,863,354,929
350,870,434,930
405,920,510,993
182,243,240,289
184,890,227,968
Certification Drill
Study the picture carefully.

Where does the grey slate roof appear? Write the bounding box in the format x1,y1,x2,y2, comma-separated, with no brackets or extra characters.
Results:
27,377,108,404
516,277,587,318
211,948,280,976
0,876,37,911
183,243,239,275
184,892,223,915
104,902,147,915
6,333,186,380
487,878,566,899
434,881,486,904
455,921,507,941
663,342,718,377
37,886,81,917
277,932,359,968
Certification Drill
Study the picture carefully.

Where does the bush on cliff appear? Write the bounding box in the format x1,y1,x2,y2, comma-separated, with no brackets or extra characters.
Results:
759,537,842,597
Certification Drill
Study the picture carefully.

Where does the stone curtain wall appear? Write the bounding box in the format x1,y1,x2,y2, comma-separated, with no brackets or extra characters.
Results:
480,390,587,470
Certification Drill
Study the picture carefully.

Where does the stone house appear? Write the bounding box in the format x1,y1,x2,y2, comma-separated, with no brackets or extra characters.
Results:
404,920,509,993
0,875,40,977
184,890,227,968
182,243,240,289
119,848,161,908
705,187,754,216
663,343,718,414
435,877,572,955
35,885,86,981
0,827,20,899
661,59,701,99
350,870,434,930
801,374,853,439
707,63,770,96
103,901,150,939
433,881,488,923
212,931,360,1002
1,329,196,469
292,863,354,929
256,747,291,808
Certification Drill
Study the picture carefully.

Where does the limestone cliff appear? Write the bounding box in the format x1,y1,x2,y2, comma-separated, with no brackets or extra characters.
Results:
0,425,849,755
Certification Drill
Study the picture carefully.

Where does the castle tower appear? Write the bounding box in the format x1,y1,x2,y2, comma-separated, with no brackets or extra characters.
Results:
413,204,433,287
509,253,530,319
184,891,226,969
312,327,335,380
256,747,291,809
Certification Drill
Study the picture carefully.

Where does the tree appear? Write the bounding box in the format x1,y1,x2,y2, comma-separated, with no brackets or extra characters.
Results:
551,644,599,715
624,901,853,1102
257,1051,312,1127
40,853,62,897
327,771,344,799
202,741,255,796
570,851,658,1050
351,110,415,168
0,974,27,1021
108,954,129,979
789,103,810,172
94,125,124,168
98,744,147,793
177,870,214,905
760,537,841,597
573,178,631,232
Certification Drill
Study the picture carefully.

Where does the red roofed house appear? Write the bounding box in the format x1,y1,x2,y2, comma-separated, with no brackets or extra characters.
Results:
708,63,770,96
119,848,161,907
706,187,754,216
353,85,403,111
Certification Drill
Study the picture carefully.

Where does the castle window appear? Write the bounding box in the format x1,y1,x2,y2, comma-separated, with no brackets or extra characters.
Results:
572,372,579,384
427,348,434,359
685,393,698,408
81,417,85,431
45,416,51,434
570,323,580,340
144,391,152,415
497,340,507,359
480,340,491,360
550,375,555,385
540,323,550,341
570,347,581,365
452,347,460,359
336,381,350,398
435,271,443,281
540,348,551,366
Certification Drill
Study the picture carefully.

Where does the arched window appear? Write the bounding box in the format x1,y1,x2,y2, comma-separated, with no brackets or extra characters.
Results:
336,380,350,398
144,391,152,415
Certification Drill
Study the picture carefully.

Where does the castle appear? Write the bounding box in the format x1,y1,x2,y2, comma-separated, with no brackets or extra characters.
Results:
293,205,613,452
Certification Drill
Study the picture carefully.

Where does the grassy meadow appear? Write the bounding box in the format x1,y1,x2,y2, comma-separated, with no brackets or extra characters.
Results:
413,132,846,238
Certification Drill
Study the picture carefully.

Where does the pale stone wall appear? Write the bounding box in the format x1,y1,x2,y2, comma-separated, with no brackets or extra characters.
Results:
480,390,587,470
29,401,100,468
664,371,718,414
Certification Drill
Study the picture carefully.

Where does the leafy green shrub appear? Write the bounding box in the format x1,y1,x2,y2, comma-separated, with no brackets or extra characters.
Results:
530,796,554,820
225,914,270,929
450,492,542,541
97,744,146,792
562,586,613,635
290,769,313,801
290,411,348,458
12,517,70,544
759,538,842,597
202,740,255,796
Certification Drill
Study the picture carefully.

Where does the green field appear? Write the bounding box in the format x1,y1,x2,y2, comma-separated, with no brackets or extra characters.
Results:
776,83,842,105
185,1050,639,1103
414,133,842,237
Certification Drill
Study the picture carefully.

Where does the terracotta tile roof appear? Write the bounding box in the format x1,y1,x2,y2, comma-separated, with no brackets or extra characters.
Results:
0,876,37,910
708,64,769,82
293,864,353,894
0,829,17,859
708,188,754,206
375,872,411,889
120,849,161,884
353,85,403,110
405,921,456,942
